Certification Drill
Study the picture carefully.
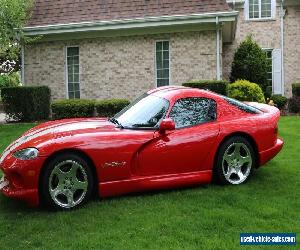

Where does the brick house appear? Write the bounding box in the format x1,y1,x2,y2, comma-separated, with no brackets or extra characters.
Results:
22,0,300,100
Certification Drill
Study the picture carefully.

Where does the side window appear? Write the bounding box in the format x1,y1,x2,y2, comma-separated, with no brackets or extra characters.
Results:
169,97,217,129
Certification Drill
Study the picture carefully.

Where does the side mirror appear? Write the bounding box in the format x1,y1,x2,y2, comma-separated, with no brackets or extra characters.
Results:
159,118,175,133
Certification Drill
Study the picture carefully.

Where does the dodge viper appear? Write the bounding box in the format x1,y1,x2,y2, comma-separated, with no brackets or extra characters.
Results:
0,86,283,210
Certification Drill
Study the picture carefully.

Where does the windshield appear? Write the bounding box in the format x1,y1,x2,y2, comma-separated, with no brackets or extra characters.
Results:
114,94,169,129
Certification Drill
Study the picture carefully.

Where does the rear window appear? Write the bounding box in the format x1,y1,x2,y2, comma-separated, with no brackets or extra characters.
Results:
222,96,263,114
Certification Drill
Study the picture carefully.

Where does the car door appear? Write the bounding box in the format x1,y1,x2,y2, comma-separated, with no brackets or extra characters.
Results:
137,97,220,176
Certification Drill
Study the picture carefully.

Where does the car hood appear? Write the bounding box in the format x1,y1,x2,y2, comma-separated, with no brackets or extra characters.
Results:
0,118,117,162
25,118,116,137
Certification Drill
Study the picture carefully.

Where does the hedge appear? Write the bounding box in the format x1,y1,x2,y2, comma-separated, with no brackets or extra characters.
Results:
1,86,51,122
292,83,300,97
51,98,130,119
51,99,95,120
95,99,130,117
269,95,288,110
288,97,300,113
182,80,229,95
227,80,265,103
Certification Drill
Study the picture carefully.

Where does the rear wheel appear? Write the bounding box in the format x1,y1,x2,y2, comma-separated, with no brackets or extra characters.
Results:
214,136,255,185
41,153,94,210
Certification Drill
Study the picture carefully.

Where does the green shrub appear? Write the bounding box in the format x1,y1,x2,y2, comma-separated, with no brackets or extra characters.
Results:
182,80,229,95
0,73,20,101
292,83,300,97
1,86,51,122
269,95,288,110
95,99,130,117
0,73,20,89
51,99,95,120
230,36,269,92
288,97,300,113
51,99,130,120
227,80,265,103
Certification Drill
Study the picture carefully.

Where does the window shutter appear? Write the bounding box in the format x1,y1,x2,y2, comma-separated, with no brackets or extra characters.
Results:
244,0,249,20
272,49,282,94
271,0,276,18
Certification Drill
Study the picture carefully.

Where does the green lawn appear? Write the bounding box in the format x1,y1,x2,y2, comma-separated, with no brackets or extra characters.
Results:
0,118,299,249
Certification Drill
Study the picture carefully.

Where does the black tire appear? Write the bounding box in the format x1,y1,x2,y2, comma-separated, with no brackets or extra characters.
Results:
40,153,94,210
214,136,256,185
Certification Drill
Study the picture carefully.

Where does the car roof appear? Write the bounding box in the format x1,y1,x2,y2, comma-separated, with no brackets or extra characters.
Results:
147,86,222,101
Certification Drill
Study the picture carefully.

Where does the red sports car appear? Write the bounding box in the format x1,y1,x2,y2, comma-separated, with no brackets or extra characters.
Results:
0,86,283,210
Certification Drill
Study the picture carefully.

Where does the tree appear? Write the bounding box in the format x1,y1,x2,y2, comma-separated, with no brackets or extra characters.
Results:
230,36,269,92
0,0,34,73
0,72,20,89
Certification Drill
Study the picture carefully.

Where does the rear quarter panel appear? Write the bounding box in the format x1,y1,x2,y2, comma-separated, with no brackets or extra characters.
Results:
216,100,280,165
246,102,281,151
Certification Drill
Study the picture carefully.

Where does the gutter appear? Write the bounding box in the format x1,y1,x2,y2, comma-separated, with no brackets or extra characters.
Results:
23,11,238,36
280,0,286,96
216,17,221,80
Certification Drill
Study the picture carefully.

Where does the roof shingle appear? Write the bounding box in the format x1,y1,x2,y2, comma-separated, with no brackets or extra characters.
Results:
27,0,232,27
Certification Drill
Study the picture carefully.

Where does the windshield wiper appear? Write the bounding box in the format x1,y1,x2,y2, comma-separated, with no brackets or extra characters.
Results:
131,123,153,128
108,117,124,129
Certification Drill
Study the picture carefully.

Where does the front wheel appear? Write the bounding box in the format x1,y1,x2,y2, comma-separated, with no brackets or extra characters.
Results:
40,153,94,210
214,136,255,185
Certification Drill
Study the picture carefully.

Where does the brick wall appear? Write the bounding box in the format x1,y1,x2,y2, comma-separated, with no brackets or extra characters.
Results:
284,5,300,96
222,6,281,81
25,42,66,99
24,31,217,100
223,4,300,97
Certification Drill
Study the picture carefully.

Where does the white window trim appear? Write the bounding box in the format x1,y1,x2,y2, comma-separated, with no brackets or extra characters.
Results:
154,40,171,87
65,45,81,99
245,0,276,21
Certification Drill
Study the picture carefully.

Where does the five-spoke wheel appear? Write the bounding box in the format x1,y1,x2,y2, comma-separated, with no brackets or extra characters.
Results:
215,136,255,185
41,153,94,210
49,160,89,208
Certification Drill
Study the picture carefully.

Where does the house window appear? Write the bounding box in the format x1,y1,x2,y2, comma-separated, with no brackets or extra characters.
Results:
169,97,216,129
156,41,170,87
66,47,80,99
264,49,273,88
247,0,274,19
263,48,283,95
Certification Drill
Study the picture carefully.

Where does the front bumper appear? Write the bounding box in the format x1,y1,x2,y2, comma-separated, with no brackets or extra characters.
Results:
0,184,39,207
0,155,45,207
259,138,284,166
0,173,9,190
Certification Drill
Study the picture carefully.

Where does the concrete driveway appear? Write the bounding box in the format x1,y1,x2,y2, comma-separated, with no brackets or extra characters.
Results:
0,113,6,124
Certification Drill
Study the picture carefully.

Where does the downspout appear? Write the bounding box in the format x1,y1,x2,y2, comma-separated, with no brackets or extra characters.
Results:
216,16,221,80
280,0,286,95
21,45,25,85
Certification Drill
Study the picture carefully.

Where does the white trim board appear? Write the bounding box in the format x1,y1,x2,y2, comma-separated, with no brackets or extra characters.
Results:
24,12,238,36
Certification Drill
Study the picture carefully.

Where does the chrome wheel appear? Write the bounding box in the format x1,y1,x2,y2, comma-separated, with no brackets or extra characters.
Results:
49,160,88,208
222,142,252,184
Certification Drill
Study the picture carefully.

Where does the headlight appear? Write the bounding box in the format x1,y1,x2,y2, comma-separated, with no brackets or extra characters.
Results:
13,148,39,160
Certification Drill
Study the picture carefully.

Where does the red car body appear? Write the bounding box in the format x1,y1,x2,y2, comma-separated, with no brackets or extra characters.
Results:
0,86,283,207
